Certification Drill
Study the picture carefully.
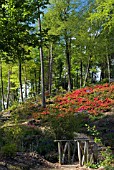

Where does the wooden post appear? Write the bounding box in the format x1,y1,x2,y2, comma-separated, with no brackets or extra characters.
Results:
68,142,71,164
81,140,89,165
62,142,68,164
82,141,87,165
77,141,82,166
86,141,89,164
58,142,62,164
71,142,76,163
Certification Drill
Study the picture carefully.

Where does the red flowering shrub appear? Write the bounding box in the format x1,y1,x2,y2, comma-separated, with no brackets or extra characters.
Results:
25,83,114,140
53,83,114,116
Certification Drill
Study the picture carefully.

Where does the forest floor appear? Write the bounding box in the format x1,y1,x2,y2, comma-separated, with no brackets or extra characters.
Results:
0,152,106,170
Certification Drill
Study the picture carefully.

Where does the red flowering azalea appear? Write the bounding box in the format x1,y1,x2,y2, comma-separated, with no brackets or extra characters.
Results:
39,83,114,118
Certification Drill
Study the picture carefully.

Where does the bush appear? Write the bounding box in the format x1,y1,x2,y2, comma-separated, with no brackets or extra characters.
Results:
48,111,87,140
1,143,17,157
100,147,113,168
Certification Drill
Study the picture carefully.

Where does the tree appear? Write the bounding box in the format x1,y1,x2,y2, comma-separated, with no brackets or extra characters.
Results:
43,0,81,91
38,7,46,107
0,60,5,110
89,0,114,82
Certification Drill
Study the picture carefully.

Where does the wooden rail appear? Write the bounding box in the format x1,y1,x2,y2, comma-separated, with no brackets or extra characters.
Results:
54,138,89,166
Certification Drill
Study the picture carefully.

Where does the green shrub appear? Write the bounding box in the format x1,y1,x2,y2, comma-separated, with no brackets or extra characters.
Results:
105,166,114,170
1,143,17,157
85,125,113,168
48,111,87,140
100,147,113,168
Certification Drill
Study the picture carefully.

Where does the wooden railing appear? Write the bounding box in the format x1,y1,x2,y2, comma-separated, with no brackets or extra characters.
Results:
54,138,90,166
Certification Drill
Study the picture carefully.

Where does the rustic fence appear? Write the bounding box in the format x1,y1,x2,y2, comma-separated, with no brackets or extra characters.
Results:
54,138,94,166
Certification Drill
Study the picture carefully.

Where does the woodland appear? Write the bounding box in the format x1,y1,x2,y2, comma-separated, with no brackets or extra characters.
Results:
0,0,114,169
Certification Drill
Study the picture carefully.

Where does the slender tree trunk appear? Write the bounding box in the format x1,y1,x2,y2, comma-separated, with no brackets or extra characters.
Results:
106,47,110,83
63,1,71,91
100,66,105,81
18,60,23,102
83,56,91,87
80,60,83,88
0,62,5,110
24,66,27,99
38,8,46,107
65,34,72,91
24,78,27,99
76,69,79,88
34,69,37,95
38,69,41,94
6,70,11,109
48,43,53,95
24,79,27,99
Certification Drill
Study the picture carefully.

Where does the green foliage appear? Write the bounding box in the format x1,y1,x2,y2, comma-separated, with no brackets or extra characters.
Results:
100,147,113,168
85,124,101,143
4,114,22,141
0,114,22,156
89,0,114,32
85,124,113,168
9,101,19,111
1,143,17,157
36,129,56,156
105,166,114,170
47,111,88,140
86,162,100,169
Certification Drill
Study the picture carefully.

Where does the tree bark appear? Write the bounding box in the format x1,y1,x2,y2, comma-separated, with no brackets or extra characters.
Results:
80,60,83,88
76,69,79,88
18,60,23,102
48,43,53,95
106,47,110,83
38,68,41,94
38,8,46,107
0,62,5,110
83,56,91,87
34,69,38,95
65,34,72,91
24,66,27,99
6,70,11,109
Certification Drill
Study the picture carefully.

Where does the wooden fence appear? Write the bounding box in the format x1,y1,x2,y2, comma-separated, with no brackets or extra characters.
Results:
54,138,93,166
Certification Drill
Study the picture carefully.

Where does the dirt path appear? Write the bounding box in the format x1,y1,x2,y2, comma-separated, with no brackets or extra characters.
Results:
33,165,105,170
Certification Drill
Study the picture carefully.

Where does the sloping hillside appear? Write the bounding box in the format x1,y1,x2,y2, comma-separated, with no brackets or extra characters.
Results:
0,83,114,169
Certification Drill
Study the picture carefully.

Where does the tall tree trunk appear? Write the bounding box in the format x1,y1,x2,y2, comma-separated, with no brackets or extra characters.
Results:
24,66,27,99
80,60,83,88
65,34,72,91
34,69,37,95
18,60,23,102
0,62,5,110
106,47,110,83
38,69,41,94
83,56,91,87
76,69,79,88
38,8,46,107
6,70,11,109
48,43,53,95
100,65,105,81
